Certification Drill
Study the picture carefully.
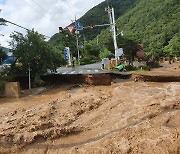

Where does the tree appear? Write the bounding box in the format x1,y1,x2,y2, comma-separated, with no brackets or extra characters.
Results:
9,30,63,84
0,18,7,26
87,0,179,60
163,35,180,57
49,32,77,58
80,42,100,65
117,36,141,64
0,47,7,64
99,47,109,59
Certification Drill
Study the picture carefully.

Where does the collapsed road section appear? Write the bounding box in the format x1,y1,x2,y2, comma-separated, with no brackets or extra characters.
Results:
15,71,180,89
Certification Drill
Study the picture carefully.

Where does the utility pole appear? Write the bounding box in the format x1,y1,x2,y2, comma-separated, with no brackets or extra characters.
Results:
76,33,80,65
83,34,86,52
97,35,99,45
28,63,31,89
106,7,118,64
75,16,80,65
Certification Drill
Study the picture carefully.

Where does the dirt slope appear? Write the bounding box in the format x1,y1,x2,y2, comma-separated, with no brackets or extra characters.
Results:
0,81,180,154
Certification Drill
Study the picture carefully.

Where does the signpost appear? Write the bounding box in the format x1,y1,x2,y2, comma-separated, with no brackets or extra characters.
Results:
117,48,123,57
75,21,83,30
67,26,75,34
64,47,71,65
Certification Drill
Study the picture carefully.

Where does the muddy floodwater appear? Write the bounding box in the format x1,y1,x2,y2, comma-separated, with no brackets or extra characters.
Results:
0,80,180,154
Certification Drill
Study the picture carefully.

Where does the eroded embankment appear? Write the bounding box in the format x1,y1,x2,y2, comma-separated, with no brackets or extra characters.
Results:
132,73,180,82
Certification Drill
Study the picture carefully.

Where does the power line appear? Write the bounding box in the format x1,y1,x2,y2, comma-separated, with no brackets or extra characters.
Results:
66,0,76,15
30,0,52,17
67,0,73,7
26,0,75,30
21,0,45,17
90,0,95,7
1,18,50,38
56,0,74,25
22,0,62,28
30,0,48,12
65,0,76,18
21,0,60,35
30,0,61,26
106,0,109,6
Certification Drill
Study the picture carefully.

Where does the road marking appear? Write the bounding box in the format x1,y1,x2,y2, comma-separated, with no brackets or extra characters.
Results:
95,70,98,72
62,71,68,74
70,71,75,74
87,70,91,73
79,70,83,74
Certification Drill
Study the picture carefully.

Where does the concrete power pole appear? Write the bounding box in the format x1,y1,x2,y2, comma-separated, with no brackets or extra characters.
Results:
76,34,80,65
75,16,80,65
106,7,118,64
28,63,31,89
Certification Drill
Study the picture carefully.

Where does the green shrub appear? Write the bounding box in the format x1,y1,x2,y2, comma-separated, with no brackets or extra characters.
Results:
147,61,160,68
33,75,45,87
138,66,151,71
81,56,100,65
124,65,138,71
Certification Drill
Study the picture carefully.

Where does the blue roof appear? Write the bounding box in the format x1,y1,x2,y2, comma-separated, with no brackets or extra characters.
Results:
3,56,14,64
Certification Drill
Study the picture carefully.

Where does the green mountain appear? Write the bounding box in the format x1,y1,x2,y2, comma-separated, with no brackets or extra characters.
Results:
96,0,180,57
49,0,138,55
49,0,180,61
77,0,138,40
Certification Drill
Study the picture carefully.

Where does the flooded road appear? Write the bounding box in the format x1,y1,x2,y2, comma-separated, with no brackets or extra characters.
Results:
0,81,179,154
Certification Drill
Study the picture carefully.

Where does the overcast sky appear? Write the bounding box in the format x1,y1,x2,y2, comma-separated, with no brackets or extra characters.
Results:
0,0,104,47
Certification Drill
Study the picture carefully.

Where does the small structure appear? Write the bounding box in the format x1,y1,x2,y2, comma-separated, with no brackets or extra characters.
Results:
136,50,145,59
4,82,20,98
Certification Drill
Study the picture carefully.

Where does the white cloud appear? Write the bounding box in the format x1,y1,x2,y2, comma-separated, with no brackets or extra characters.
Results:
0,0,104,47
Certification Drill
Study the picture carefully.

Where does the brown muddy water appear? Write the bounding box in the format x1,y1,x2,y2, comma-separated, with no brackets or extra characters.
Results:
0,81,179,154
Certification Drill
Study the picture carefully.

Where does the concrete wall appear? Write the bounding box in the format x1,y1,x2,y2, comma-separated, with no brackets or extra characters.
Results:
4,82,20,98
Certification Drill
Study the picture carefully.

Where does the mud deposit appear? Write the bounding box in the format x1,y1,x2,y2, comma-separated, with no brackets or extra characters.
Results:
0,81,180,154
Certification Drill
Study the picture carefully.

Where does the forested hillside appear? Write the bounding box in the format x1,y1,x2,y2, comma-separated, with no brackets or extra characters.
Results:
50,0,138,45
77,0,138,40
96,0,180,57
49,0,180,64
49,0,138,59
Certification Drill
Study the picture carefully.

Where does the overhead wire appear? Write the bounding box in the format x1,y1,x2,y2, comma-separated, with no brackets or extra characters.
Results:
30,0,53,17
24,0,75,30
106,0,109,6
21,0,62,36
29,0,77,29
64,0,77,20
26,0,73,29
66,0,76,15
21,0,45,17
1,18,50,38
29,0,61,26
90,0,95,7
56,0,73,25
30,0,48,12
22,0,58,26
